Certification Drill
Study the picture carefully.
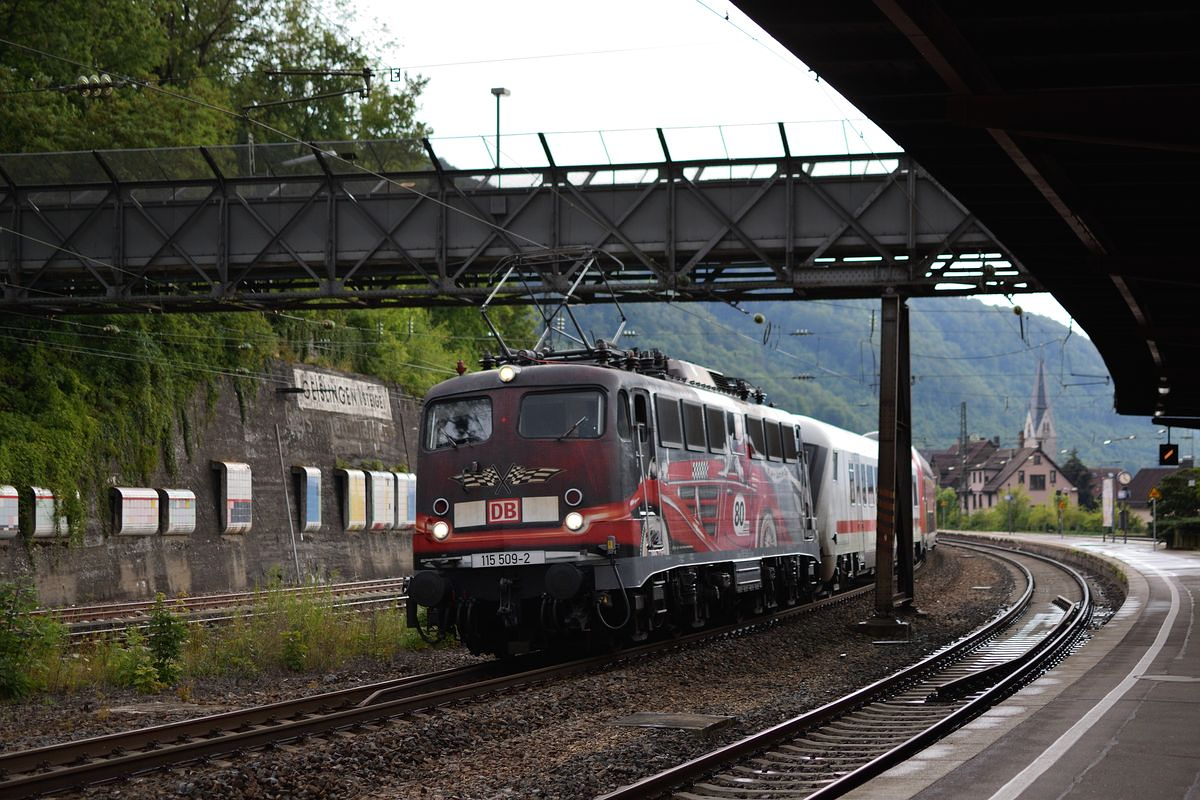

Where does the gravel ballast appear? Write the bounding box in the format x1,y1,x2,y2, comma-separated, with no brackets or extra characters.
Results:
1,546,1016,799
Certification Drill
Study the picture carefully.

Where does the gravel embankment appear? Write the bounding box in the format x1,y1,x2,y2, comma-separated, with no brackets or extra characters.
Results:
1,547,1014,799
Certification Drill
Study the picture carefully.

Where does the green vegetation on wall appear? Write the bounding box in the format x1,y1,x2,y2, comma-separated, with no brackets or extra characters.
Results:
0,307,537,541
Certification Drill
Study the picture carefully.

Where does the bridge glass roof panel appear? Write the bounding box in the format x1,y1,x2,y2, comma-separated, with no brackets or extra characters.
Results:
350,138,426,174
98,148,214,183
592,129,670,166
0,151,109,187
780,120,899,157
423,135,502,172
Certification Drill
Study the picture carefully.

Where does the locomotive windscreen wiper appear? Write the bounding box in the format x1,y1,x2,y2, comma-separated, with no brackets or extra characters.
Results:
557,416,588,440
436,428,459,449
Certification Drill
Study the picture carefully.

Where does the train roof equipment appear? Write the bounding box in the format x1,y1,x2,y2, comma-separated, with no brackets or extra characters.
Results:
476,249,770,404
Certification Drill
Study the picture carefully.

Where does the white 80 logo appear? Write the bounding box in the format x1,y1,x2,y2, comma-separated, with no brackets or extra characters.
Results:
732,495,748,534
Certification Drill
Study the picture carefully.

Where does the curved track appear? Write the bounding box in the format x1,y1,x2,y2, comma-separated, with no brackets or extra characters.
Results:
596,540,1094,800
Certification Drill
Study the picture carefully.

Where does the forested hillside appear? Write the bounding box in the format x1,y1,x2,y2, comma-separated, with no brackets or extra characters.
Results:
561,297,1166,472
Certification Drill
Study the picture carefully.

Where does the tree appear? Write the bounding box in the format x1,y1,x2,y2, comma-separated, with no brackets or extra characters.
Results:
1154,467,1200,546
1156,468,1200,518
1059,449,1096,510
936,486,961,529
0,0,429,155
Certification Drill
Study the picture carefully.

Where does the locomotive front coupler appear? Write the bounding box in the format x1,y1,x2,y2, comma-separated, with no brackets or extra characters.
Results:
497,577,520,629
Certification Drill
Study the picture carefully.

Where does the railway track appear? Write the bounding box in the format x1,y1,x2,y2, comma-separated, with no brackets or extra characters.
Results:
596,539,1094,800
33,577,410,640
0,577,881,798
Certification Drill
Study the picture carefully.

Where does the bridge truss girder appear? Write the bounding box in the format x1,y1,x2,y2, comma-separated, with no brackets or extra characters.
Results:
0,139,1038,314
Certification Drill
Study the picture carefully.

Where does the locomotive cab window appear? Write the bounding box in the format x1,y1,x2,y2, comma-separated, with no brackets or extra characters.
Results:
705,406,727,453
745,416,765,459
634,393,651,443
655,395,683,448
617,390,632,440
682,401,706,451
425,397,493,449
519,390,605,439
784,426,801,463
765,420,784,461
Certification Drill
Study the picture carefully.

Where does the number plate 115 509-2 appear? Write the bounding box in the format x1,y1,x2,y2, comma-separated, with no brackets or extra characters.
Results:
471,551,546,568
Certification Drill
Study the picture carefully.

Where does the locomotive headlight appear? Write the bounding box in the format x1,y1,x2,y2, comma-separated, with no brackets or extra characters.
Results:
497,364,521,383
431,520,451,540
564,511,584,531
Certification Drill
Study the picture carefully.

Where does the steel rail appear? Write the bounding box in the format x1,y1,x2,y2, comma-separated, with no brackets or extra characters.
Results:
0,578,880,798
36,577,409,624
597,540,1092,800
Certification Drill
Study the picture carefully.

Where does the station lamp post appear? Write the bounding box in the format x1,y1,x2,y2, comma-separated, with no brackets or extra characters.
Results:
490,87,509,169
1102,434,1137,445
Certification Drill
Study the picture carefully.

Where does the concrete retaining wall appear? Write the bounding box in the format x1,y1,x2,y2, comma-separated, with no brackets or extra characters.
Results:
1,361,422,607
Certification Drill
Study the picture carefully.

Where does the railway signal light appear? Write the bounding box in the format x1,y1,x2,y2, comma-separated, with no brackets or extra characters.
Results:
1159,443,1179,466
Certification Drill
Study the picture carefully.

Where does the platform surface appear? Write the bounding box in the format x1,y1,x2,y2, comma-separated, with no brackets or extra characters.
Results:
845,533,1200,800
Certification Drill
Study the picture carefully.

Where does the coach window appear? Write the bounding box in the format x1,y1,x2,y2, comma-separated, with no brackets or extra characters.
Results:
868,464,877,506
425,397,492,449
783,426,800,462
848,461,858,505
655,395,683,448
832,450,839,480
682,401,706,451
745,416,765,459
519,390,605,439
765,420,784,461
705,406,727,453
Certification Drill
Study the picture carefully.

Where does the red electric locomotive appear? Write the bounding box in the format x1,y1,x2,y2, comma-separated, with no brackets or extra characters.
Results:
407,343,823,656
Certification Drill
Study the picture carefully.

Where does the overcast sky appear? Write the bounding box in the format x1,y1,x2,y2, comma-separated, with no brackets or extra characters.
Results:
346,0,1077,330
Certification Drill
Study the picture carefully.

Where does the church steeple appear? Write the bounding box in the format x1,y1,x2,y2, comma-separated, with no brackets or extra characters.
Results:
1022,359,1057,456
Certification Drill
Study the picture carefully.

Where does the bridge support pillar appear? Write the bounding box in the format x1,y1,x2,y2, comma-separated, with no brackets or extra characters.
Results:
857,294,917,639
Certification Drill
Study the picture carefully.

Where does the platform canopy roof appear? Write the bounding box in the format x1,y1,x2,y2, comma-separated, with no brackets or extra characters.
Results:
734,2,1200,424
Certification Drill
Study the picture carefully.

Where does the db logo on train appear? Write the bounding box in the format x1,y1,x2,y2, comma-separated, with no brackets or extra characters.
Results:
487,498,521,524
